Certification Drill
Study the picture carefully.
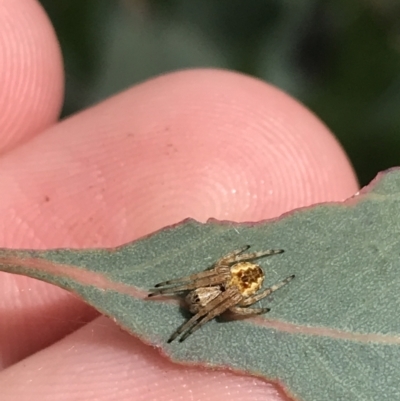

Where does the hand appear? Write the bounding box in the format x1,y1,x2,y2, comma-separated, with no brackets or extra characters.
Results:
0,1,358,400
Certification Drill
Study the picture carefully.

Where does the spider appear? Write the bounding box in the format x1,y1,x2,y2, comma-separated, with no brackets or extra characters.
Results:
148,245,294,343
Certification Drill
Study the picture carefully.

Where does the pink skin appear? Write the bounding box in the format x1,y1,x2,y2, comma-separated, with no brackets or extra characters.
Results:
0,1,358,400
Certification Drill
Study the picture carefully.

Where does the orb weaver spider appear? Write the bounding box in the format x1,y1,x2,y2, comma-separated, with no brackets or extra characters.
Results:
148,245,294,342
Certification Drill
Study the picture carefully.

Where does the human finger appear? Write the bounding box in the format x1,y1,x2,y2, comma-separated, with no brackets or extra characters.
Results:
0,0,63,153
0,69,357,400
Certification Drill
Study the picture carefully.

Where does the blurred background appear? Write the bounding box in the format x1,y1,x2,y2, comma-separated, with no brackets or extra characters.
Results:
38,0,400,186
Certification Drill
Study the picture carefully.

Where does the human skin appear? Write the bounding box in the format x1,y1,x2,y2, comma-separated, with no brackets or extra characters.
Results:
0,1,359,400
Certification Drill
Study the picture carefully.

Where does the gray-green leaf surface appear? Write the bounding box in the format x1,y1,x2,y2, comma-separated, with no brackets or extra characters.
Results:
1,169,400,401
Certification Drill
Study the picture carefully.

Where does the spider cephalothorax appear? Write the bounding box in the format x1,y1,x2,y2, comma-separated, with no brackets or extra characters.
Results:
148,245,294,342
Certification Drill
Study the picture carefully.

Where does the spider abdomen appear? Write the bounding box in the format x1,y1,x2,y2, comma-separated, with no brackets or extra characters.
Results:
229,262,264,297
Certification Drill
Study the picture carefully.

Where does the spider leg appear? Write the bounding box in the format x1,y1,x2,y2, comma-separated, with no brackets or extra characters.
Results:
148,273,230,297
229,306,271,315
219,248,284,265
178,295,242,342
217,245,251,261
155,246,251,290
168,290,232,342
167,288,241,343
238,274,295,307
152,266,229,288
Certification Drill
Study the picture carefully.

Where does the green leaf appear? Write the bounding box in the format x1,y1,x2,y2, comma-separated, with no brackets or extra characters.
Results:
2,169,400,400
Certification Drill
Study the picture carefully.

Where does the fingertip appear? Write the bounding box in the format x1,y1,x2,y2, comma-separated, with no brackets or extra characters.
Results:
87,68,358,229
0,0,64,152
